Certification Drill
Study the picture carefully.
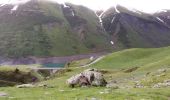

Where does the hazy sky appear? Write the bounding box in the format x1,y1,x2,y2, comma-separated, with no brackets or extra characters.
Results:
0,0,170,13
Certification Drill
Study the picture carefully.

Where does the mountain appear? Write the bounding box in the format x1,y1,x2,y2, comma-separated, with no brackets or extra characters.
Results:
101,5,170,49
1,0,170,58
0,0,112,58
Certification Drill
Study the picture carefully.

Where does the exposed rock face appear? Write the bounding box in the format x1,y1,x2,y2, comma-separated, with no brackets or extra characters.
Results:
66,69,107,87
101,5,170,48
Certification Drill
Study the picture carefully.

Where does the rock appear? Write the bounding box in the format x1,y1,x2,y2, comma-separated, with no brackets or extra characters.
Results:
106,83,119,89
134,81,144,88
152,79,170,88
99,89,111,94
16,84,35,88
91,97,98,100
164,79,170,83
0,92,8,97
157,69,166,73
83,70,107,86
84,68,98,72
66,69,107,87
59,89,65,92
66,74,82,87
37,84,54,88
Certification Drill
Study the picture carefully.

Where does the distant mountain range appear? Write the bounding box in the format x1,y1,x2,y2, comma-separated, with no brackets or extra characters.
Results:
101,5,170,48
0,0,170,58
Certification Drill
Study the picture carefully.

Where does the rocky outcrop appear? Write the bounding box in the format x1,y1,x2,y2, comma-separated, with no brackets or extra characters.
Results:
66,69,107,87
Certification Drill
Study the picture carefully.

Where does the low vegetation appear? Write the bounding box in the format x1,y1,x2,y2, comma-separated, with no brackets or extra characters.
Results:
0,47,170,100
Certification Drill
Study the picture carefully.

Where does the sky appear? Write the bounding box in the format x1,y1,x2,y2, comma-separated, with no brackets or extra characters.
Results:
0,0,170,13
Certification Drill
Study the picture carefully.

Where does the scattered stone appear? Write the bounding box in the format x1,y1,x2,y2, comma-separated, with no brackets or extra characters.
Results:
153,80,170,88
0,92,8,97
164,79,170,83
91,97,98,100
99,91,104,94
59,89,65,92
145,72,151,76
35,84,54,88
124,67,139,73
157,73,166,77
134,81,144,88
158,69,167,73
16,84,35,88
8,97,16,99
106,83,119,89
99,89,111,94
44,92,50,95
84,68,98,72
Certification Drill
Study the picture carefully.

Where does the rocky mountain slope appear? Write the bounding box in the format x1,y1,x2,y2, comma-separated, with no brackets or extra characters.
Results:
0,0,112,58
1,0,170,58
101,5,170,49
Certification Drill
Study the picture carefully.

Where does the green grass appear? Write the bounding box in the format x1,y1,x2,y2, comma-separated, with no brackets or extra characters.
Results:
0,67,170,100
91,46,170,70
1,47,170,99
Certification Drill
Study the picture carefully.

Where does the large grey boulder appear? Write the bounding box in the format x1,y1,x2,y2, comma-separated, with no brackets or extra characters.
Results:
66,69,107,87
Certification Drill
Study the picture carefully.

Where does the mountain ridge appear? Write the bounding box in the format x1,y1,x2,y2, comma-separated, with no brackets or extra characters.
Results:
0,0,112,58
101,5,170,49
1,0,170,58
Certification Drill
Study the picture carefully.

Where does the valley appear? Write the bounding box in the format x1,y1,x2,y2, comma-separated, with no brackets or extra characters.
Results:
0,47,170,100
0,0,170,100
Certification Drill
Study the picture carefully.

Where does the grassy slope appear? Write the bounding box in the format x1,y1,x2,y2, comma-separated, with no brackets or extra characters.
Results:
0,47,170,99
0,67,170,100
92,46,170,70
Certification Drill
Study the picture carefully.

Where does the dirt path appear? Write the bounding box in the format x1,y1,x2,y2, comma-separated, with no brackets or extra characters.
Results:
81,56,104,67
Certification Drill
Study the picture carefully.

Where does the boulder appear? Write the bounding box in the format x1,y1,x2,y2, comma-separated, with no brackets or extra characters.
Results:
66,69,107,87
0,92,8,97
16,84,35,88
106,83,119,89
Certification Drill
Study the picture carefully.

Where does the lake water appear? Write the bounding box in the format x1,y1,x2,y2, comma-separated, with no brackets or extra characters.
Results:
42,63,66,68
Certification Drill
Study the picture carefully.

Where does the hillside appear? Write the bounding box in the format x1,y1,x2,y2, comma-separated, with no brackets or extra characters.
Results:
0,47,170,99
0,0,112,58
101,5,170,49
92,46,170,70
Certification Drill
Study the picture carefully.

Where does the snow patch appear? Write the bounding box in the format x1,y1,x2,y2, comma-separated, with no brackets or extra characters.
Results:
156,17,165,23
110,41,114,45
111,17,115,23
0,4,7,7
11,5,18,11
71,10,75,16
115,7,120,13
98,12,105,31
10,5,19,14
63,3,70,8
132,9,142,15
160,10,168,13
